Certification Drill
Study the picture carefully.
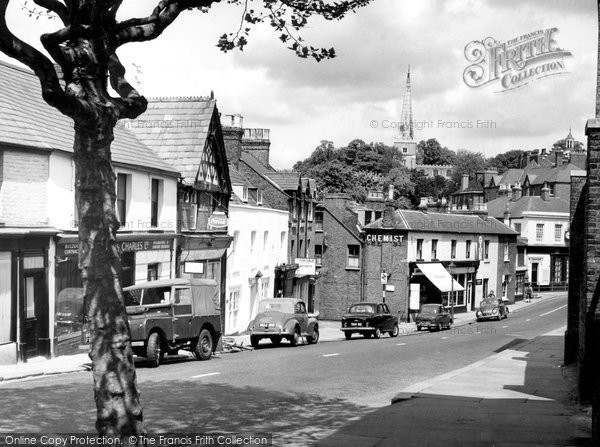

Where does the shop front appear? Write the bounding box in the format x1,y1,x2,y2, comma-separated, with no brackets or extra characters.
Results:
54,233,176,356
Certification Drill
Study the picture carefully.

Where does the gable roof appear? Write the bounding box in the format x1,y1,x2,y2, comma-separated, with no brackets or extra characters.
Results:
126,97,231,187
241,151,272,176
487,195,569,218
365,210,517,235
0,60,178,176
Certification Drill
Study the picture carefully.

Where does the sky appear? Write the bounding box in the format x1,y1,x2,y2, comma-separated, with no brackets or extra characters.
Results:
2,0,598,169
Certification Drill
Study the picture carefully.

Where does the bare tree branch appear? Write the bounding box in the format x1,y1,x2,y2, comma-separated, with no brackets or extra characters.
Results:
114,0,218,45
0,0,85,118
33,0,69,24
107,52,148,119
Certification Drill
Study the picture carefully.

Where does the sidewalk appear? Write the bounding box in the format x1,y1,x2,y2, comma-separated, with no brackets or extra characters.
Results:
0,292,561,383
317,297,593,446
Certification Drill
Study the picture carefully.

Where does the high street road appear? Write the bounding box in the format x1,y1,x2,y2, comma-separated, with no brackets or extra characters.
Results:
0,294,568,445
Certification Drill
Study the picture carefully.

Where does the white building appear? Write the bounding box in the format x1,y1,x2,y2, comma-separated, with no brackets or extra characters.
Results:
0,60,179,364
225,166,289,335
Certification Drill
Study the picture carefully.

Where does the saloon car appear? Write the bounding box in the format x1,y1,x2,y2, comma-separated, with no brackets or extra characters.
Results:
122,278,222,367
247,298,319,348
415,304,453,331
341,302,400,340
476,298,509,321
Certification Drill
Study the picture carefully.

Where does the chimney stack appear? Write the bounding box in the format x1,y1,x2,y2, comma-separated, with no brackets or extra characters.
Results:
541,184,550,201
511,182,522,201
461,174,469,191
382,185,396,227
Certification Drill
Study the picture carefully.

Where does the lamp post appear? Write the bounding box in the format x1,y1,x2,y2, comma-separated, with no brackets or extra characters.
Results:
449,261,455,323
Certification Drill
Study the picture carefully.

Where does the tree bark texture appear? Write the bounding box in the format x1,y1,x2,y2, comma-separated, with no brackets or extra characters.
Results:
74,122,145,437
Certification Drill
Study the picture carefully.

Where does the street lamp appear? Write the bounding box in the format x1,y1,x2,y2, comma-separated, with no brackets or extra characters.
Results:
448,261,455,323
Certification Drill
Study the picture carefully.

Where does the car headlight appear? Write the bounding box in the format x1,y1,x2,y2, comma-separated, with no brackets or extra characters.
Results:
492,308,498,315
476,311,481,317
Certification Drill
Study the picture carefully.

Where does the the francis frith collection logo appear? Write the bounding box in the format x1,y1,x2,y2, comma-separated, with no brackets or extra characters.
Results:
463,27,572,92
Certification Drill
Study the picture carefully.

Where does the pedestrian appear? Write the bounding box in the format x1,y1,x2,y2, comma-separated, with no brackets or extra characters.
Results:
526,284,534,303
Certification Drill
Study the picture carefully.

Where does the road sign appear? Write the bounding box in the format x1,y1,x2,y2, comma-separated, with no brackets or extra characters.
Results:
381,272,388,284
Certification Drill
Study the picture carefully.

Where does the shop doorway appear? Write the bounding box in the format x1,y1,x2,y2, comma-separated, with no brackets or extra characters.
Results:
23,271,49,359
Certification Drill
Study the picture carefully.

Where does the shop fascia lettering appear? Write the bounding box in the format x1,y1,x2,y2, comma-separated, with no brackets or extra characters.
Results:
366,234,404,245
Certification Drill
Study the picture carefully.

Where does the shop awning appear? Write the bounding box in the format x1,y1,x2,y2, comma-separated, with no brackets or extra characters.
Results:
181,247,227,261
416,263,464,293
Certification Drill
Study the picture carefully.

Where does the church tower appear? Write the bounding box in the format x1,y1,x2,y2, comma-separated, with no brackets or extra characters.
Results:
394,67,417,169
565,127,574,150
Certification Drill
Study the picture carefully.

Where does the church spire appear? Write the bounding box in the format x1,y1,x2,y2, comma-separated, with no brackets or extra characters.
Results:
398,66,414,141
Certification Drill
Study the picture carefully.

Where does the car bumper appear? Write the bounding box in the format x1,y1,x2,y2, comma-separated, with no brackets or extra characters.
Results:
476,314,499,320
249,329,284,337
341,326,375,332
416,322,438,329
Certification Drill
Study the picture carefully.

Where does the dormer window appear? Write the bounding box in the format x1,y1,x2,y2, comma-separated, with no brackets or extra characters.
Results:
257,190,263,206
242,187,248,203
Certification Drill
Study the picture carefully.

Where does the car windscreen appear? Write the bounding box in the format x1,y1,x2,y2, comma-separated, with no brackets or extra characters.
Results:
419,305,440,314
348,304,375,314
258,300,295,313
124,289,142,306
480,299,495,307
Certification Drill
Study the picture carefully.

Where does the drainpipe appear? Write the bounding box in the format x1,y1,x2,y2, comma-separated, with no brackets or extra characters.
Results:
16,252,24,363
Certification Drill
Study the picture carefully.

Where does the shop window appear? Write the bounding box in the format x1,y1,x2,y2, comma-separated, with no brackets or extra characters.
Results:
120,252,135,288
347,245,360,268
147,263,159,281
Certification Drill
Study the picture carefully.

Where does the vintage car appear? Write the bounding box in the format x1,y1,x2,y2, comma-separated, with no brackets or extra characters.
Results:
247,298,319,348
122,278,222,367
341,302,399,340
476,297,509,321
415,304,452,331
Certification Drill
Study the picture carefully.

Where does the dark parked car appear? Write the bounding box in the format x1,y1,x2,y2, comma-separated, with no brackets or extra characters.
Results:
415,304,452,331
122,278,221,367
341,302,399,340
247,298,319,348
476,297,509,321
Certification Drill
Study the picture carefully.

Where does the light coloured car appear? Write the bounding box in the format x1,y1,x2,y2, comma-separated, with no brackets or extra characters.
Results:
247,298,319,348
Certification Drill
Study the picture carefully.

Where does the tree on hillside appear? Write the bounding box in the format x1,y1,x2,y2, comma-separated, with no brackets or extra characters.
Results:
416,138,455,165
293,140,336,173
0,0,372,437
488,149,525,173
450,149,487,188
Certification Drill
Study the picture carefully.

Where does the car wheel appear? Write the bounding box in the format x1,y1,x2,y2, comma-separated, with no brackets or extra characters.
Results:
446,320,452,330
373,328,381,339
306,327,319,344
250,335,260,349
194,329,213,361
345,332,353,340
146,332,162,368
290,328,301,346
269,336,282,346
390,323,400,337
363,332,372,338
416,326,422,332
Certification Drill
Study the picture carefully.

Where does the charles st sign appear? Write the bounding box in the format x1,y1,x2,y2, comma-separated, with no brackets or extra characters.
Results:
463,27,572,92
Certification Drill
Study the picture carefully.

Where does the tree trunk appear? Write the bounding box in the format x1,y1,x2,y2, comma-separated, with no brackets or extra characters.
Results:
74,121,145,437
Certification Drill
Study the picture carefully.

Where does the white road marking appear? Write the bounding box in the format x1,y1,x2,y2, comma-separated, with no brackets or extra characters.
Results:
502,325,508,328
397,343,406,346
192,372,221,378
441,337,449,340
540,304,567,317
526,319,531,322
506,334,522,337
323,353,340,357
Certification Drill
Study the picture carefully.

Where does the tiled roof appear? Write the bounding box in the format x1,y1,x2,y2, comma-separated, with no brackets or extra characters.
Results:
453,178,484,195
0,60,178,175
125,97,217,180
240,152,272,175
228,164,253,187
265,172,301,191
487,195,569,218
365,210,517,235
